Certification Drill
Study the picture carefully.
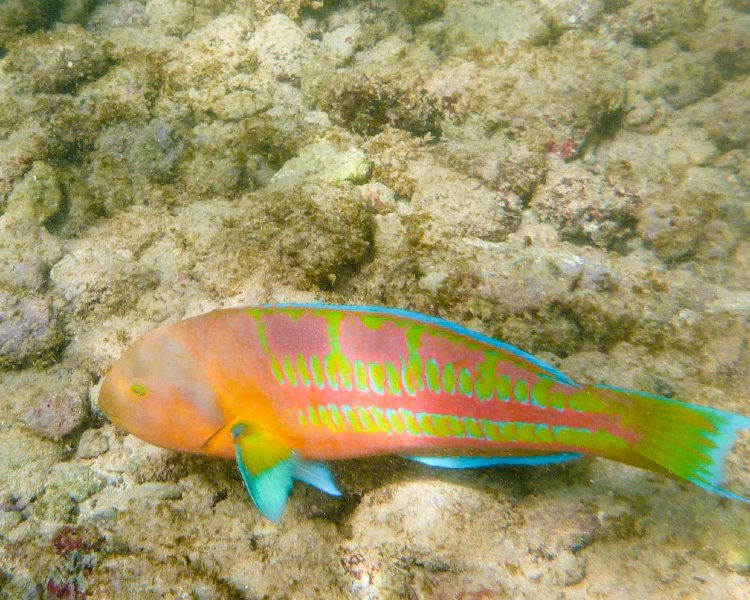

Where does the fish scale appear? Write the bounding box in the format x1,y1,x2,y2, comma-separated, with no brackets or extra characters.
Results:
245,305,633,459
98,303,750,521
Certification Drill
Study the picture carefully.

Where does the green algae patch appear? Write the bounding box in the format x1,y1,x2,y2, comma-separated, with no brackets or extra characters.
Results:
237,181,374,290
395,0,445,25
3,25,111,94
315,72,442,138
5,161,64,226
34,463,103,522
0,0,59,50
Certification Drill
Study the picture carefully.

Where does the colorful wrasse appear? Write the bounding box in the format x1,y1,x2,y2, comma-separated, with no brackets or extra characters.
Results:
98,304,750,521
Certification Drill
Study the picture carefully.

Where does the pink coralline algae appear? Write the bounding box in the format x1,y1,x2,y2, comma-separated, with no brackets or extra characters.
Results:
45,578,75,599
45,526,103,599
546,138,580,160
52,525,102,557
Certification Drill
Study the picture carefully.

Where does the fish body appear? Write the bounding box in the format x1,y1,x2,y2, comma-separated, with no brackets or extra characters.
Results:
99,304,750,521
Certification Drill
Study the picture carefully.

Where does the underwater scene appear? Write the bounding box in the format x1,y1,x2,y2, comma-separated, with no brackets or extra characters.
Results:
1,0,750,598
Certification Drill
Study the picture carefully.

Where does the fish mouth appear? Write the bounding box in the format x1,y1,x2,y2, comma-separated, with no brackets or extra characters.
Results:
98,396,119,423
103,410,126,430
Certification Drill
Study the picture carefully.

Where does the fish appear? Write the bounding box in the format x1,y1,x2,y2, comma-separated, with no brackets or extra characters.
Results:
98,304,750,521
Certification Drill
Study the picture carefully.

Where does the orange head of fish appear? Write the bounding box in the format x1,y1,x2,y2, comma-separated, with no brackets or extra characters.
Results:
98,324,227,456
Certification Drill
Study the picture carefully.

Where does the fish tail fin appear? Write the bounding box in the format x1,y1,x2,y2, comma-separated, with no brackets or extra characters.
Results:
594,384,750,502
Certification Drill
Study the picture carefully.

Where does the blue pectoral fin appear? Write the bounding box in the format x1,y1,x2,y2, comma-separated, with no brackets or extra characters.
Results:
234,443,295,522
232,425,342,521
404,453,583,469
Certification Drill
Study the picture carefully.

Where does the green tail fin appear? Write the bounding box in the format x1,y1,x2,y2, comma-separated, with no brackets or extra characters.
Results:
595,384,750,503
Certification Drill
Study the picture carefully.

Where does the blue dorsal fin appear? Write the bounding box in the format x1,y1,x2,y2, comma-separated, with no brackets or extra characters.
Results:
404,453,583,469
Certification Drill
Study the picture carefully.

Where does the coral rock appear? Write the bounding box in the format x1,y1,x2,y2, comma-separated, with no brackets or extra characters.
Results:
0,290,64,367
20,369,90,439
4,25,110,94
532,163,640,249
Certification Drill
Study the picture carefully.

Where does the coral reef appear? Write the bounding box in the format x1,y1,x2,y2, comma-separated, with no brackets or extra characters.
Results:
0,1,59,50
0,0,749,598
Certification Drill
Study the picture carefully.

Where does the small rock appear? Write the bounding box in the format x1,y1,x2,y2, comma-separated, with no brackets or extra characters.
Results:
321,24,360,64
683,77,750,150
638,201,701,262
123,435,198,484
248,14,317,81
20,369,90,439
409,160,523,243
0,510,22,534
128,482,182,502
182,122,248,198
21,392,87,439
271,140,371,187
624,94,666,133
238,181,374,288
145,0,195,37
532,163,640,249
625,0,705,47
0,217,62,293
0,290,65,367
553,550,587,586
395,0,445,25
359,182,397,214
34,462,103,521
320,73,442,138
696,219,738,261
50,208,164,316
2,254,49,293
51,462,104,502
77,428,110,459
5,161,63,226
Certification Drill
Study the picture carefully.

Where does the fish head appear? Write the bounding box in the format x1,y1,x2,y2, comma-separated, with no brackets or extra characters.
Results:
98,324,225,455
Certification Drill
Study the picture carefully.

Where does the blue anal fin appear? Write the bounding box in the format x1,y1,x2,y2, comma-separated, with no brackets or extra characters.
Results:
293,460,342,497
234,443,341,521
404,453,583,469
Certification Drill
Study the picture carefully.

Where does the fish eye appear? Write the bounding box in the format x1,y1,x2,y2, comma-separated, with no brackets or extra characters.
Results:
129,383,147,397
